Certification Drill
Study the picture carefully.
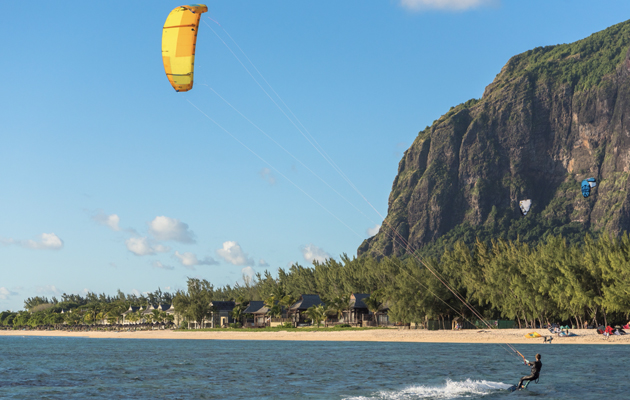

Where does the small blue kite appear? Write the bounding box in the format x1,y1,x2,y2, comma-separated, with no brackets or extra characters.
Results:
581,178,597,198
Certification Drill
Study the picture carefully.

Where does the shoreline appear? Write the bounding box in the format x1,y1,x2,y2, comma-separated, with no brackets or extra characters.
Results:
1,328,628,344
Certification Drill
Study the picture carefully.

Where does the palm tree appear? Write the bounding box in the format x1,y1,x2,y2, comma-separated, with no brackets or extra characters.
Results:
150,309,163,324
95,311,105,325
306,304,325,328
279,295,296,318
264,295,282,319
64,310,82,326
363,295,382,327
82,313,93,325
230,297,249,326
329,295,351,323
83,303,100,325
125,310,138,325
136,307,147,324
108,304,127,325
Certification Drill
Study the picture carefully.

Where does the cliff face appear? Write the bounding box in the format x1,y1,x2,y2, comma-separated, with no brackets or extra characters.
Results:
359,21,630,258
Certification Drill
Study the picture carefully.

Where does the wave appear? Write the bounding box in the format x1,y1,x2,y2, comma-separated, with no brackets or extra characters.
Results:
343,379,512,399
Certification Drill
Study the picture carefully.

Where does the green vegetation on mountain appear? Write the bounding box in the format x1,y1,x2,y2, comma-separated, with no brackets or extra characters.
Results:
499,20,630,92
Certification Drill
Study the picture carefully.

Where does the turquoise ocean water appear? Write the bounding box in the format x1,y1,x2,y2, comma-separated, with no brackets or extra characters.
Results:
0,336,625,399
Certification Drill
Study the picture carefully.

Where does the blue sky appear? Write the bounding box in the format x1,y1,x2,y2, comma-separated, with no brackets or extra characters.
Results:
2,0,629,311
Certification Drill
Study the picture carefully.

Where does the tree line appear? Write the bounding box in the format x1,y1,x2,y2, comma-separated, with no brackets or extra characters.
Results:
3,233,629,329
174,233,630,328
0,289,174,328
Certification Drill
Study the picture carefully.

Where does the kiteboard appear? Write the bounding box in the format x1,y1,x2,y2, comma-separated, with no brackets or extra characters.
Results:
507,380,530,393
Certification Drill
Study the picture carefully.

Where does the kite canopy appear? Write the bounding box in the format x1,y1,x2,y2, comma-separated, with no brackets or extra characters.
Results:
524,332,542,338
162,4,208,92
519,199,531,216
581,178,597,198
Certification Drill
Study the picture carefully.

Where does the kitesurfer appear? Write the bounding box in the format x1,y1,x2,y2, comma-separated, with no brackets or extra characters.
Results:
517,353,542,389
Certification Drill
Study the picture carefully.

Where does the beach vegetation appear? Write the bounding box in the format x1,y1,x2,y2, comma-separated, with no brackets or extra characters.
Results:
325,295,351,323
363,296,382,326
173,278,214,329
305,304,326,327
230,297,249,323
6,231,630,331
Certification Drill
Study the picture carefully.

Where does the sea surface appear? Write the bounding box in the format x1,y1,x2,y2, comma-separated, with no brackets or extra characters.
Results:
0,336,625,399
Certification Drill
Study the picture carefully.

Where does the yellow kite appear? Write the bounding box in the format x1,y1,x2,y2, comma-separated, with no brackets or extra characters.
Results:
162,4,208,92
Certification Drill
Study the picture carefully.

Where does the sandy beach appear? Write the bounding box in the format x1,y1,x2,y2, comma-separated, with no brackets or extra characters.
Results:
1,328,628,344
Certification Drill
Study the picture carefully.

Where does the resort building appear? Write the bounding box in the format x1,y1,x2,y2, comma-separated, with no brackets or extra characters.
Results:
373,303,390,326
209,301,236,328
344,293,371,325
288,294,324,326
243,301,266,327
160,304,180,325
242,300,292,327
141,304,156,321
187,301,236,329
121,304,179,325
121,306,143,325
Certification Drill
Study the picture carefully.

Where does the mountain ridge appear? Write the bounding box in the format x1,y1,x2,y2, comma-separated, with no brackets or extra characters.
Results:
359,19,630,259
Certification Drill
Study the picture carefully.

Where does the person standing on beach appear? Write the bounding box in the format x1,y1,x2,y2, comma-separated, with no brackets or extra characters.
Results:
518,353,542,389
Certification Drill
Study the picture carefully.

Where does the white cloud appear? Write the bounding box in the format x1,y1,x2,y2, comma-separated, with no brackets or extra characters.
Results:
259,167,277,185
23,233,64,250
258,259,269,267
131,289,141,297
152,261,175,270
399,0,496,11
1,233,64,250
36,285,61,296
174,251,218,268
93,212,120,231
149,216,196,243
367,224,381,237
0,287,17,300
126,237,170,256
301,244,331,264
241,266,255,279
216,241,254,266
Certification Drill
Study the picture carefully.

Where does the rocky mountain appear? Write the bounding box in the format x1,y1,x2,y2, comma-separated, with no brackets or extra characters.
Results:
359,20,630,259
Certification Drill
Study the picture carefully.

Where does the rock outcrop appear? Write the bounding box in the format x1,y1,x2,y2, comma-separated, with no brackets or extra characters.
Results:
359,20,630,258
